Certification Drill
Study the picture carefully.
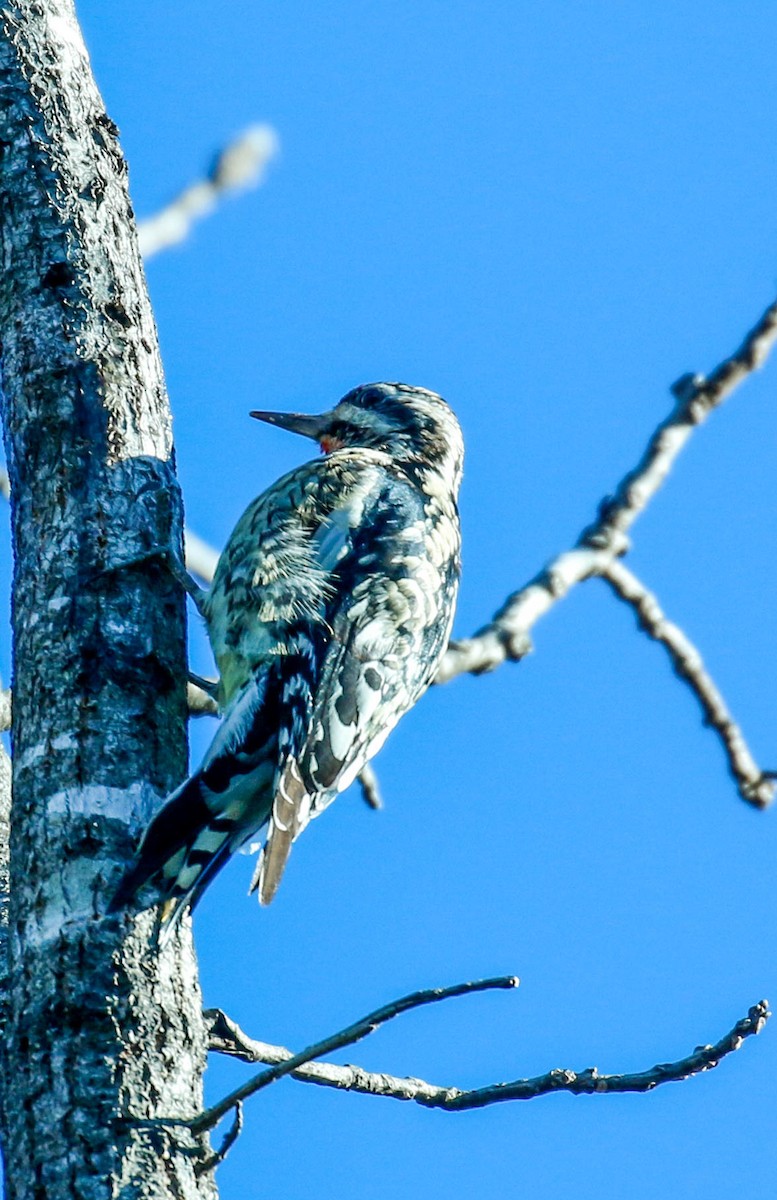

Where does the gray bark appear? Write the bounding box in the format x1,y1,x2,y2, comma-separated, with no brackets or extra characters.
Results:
0,743,10,1005
0,2,215,1196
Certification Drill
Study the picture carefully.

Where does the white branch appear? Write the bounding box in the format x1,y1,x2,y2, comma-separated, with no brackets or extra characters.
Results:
149,977,519,1134
601,561,775,808
437,297,777,682
137,125,279,259
202,998,770,1112
185,528,221,585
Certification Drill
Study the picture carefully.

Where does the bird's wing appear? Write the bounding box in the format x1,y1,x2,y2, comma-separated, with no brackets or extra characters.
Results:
115,455,382,923
256,466,459,903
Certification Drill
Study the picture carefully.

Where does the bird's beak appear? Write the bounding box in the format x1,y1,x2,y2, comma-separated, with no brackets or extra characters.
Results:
250,409,329,442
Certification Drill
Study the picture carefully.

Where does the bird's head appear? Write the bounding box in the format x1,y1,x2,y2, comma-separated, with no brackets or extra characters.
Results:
251,382,463,495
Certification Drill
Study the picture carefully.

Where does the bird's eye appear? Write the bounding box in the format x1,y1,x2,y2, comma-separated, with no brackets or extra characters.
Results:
359,387,385,409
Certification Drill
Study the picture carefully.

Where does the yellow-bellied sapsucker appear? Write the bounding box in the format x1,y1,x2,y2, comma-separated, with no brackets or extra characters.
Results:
115,382,463,931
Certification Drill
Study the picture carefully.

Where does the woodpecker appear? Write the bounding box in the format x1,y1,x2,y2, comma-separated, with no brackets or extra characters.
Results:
114,382,463,932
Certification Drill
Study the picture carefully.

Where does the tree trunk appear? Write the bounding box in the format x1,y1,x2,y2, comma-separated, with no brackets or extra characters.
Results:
0,2,215,1195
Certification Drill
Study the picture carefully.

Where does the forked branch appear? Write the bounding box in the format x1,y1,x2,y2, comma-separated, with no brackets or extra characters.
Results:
139,976,519,1135
601,561,776,807
436,296,777,682
205,999,769,1111
141,980,768,1143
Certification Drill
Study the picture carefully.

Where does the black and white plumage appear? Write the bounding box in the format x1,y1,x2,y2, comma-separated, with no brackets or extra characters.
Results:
116,382,463,931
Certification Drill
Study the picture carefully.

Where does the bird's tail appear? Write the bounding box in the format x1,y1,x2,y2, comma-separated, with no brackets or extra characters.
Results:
108,772,239,937
251,757,311,905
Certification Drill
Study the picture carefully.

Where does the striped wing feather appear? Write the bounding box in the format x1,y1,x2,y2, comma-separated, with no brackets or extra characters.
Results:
256,473,443,902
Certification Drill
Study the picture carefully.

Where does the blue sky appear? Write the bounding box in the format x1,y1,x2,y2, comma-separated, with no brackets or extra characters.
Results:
8,2,777,1195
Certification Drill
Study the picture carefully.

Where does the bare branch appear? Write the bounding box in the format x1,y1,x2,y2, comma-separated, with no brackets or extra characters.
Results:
0,689,10,734
185,528,221,585
194,1103,244,1178
204,1000,770,1111
138,125,279,259
601,561,776,808
146,976,519,1134
437,297,777,683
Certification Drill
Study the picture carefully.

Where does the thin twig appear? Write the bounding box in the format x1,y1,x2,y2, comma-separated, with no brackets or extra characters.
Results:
437,296,777,682
184,529,220,586
137,125,279,259
601,561,776,808
143,976,519,1135
194,1102,243,1177
205,1000,770,1110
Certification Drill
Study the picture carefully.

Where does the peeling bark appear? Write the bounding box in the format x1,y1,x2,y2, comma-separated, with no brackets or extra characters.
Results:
0,2,215,1196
